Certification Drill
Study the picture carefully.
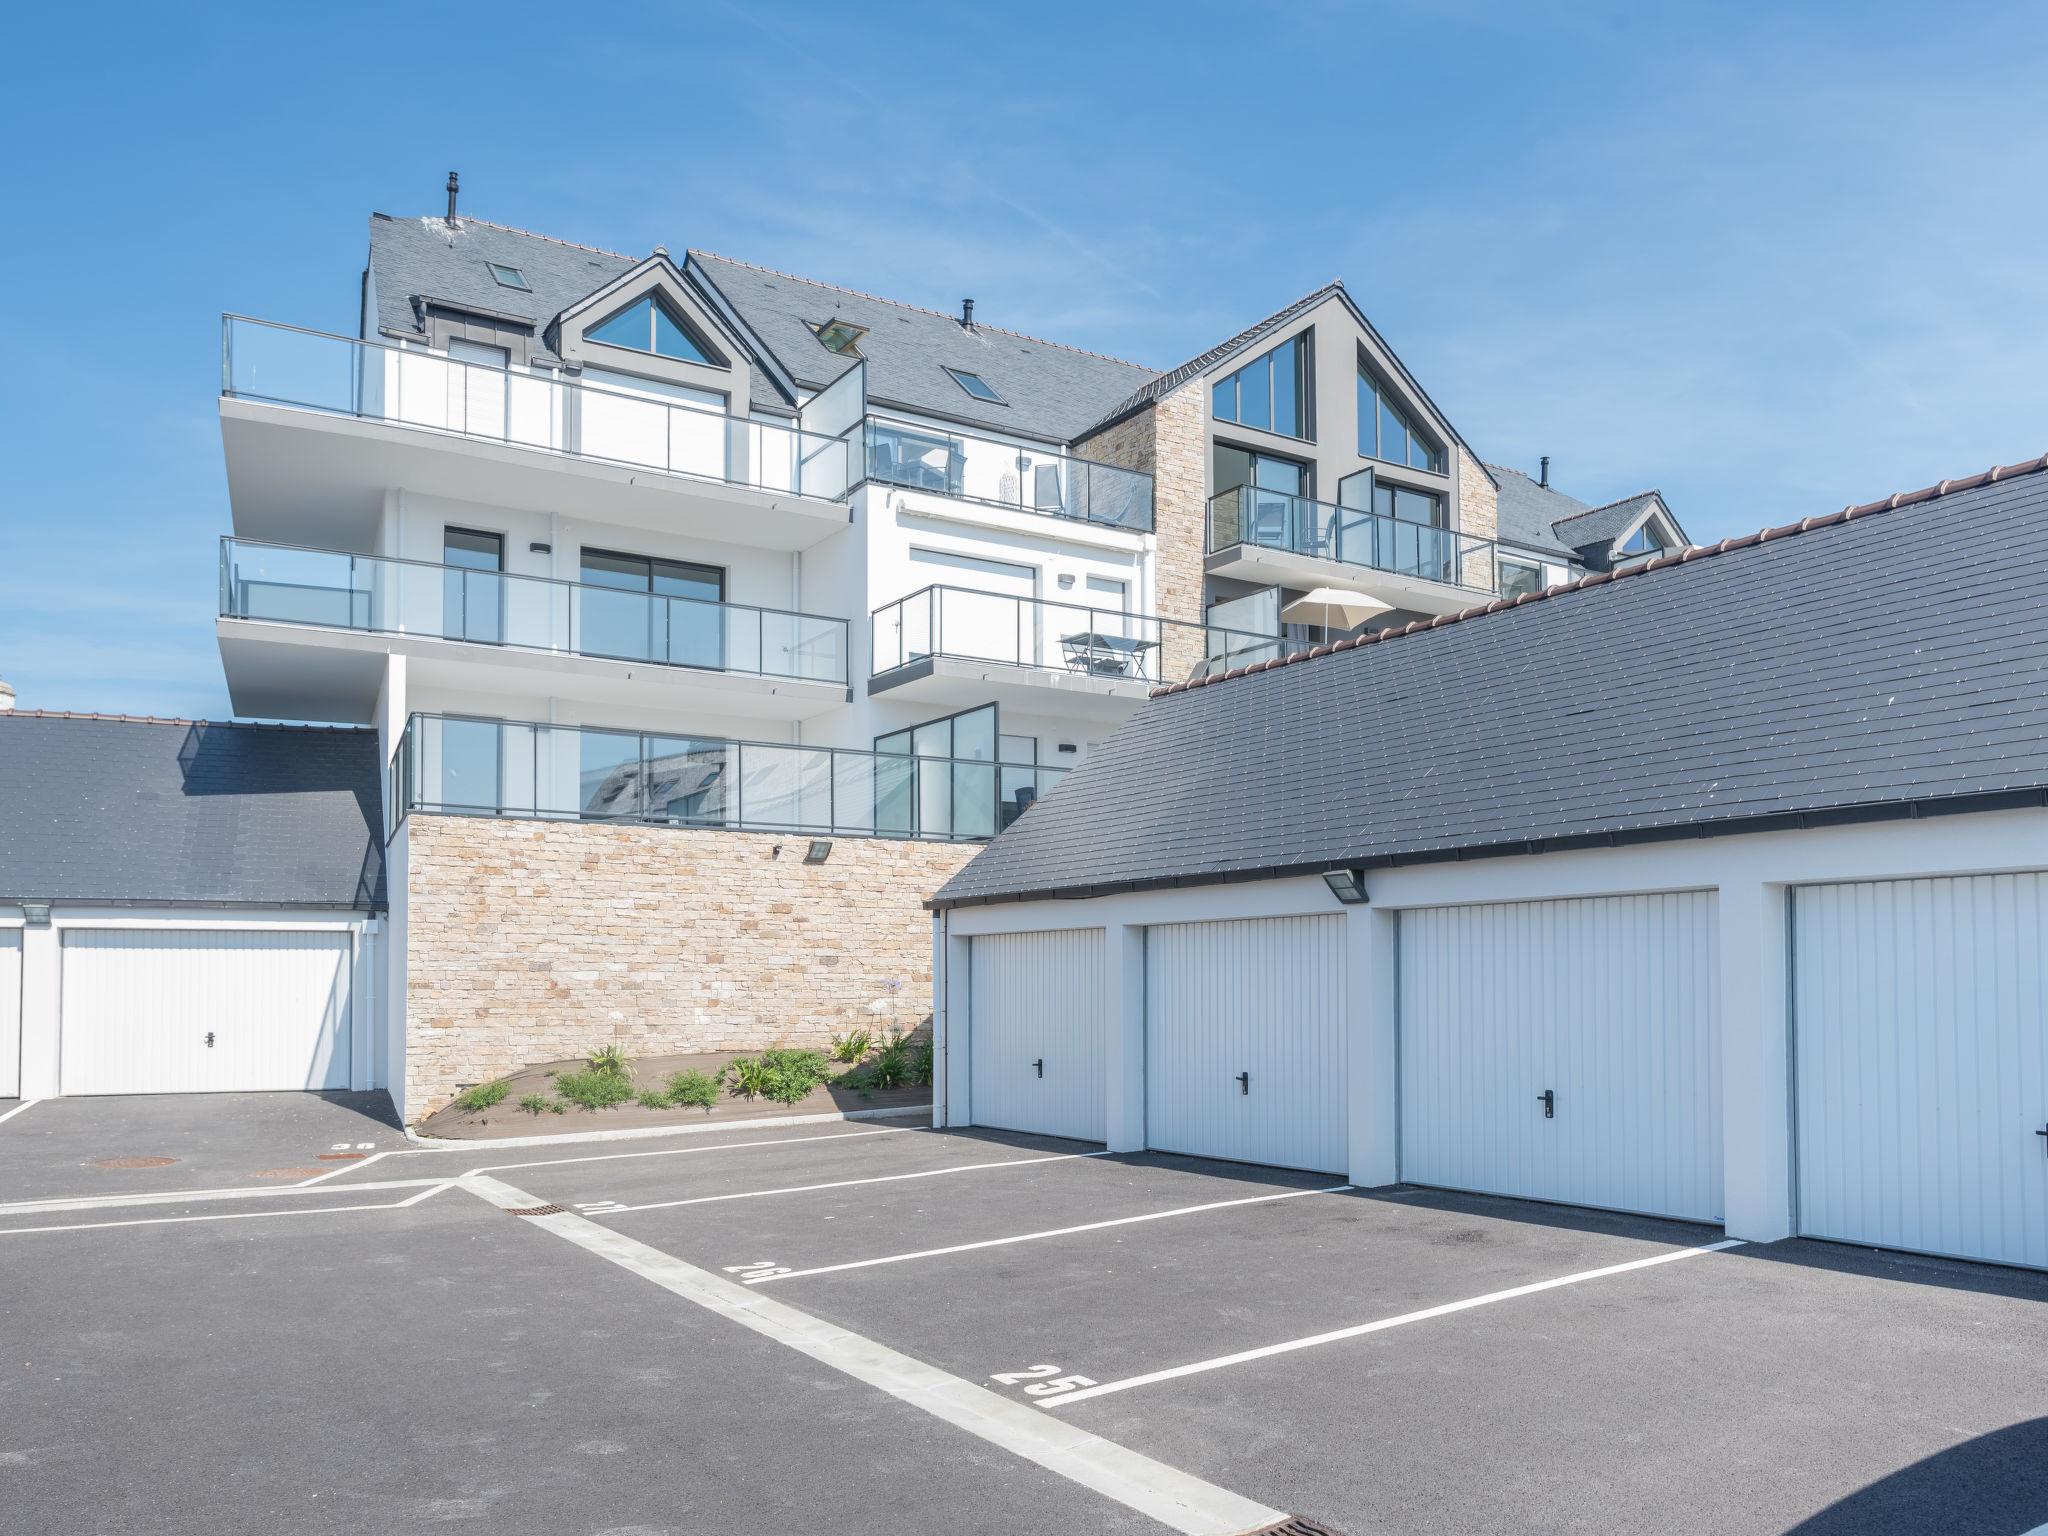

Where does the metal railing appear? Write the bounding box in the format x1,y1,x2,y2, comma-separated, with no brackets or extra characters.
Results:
858,417,1153,533
870,584,1281,685
222,316,860,500
221,539,849,685
389,712,1069,843
1205,485,1499,594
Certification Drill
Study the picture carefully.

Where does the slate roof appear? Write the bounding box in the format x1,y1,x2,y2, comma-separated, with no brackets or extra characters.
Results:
1488,464,1593,560
0,715,386,910
1552,491,1668,559
687,251,1157,444
1088,283,1340,429
933,456,2048,910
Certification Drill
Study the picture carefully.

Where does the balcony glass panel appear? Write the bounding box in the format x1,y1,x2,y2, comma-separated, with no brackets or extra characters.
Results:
859,417,1152,533
1204,486,1499,595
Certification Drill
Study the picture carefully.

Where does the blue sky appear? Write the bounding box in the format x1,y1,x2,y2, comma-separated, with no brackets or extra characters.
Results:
4,0,2045,719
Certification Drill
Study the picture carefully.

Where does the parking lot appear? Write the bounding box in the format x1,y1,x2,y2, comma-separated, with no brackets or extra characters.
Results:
3,1097,2046,1534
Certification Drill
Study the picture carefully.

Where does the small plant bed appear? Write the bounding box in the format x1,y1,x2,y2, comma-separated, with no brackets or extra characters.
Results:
414,1045,931,1141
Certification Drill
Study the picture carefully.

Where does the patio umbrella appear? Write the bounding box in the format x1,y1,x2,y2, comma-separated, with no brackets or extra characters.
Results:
1280,587,1392,636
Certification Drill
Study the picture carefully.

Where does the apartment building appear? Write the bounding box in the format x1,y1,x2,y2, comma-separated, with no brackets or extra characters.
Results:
213,183,1678,1116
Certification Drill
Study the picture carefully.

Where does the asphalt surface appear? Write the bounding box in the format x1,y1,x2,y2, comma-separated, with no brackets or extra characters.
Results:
4,1095,2045,1535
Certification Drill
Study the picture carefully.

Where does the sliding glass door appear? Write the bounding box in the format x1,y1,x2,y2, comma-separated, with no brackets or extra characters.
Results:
579,549,726,669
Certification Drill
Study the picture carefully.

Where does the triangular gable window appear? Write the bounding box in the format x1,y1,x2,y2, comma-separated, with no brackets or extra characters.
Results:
587,294,715,364
1618,518,1667,557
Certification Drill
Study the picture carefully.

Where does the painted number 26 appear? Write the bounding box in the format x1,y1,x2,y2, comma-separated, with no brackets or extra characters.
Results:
991,1363,1096,1400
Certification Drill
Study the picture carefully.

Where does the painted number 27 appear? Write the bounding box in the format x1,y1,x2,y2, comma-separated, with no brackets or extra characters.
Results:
991,1363,1096,1401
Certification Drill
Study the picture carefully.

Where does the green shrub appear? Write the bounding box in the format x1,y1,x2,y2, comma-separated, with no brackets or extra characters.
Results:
721,1048,832,1104
720,1055,773,1101
453,1079,511,1113
911,1038,934,1089
548,1099,566,1114
586,1043,632,1079
666,1069,719,1111
518,1093,553,1116
555,1069,638,1110
864,1033,914,1090
829,1029,874,1063
636,1088,672,1109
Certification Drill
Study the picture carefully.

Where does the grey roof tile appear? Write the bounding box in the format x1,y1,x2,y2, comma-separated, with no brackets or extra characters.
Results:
1552,491,1669,557
1488,464,1592,559
935,463,2048,909
0,716,386,910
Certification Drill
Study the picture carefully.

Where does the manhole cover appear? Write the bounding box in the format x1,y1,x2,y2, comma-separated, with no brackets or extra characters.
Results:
1252,1522,1346,1536
505,1204,567,1217
93,1156,178,1170
316,1152,367,1162
251,1167,327,1180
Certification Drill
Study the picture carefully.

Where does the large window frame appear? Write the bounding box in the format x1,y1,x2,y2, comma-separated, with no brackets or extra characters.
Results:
1211,331,1315,441
585,292,719,365
1356,357,1444,473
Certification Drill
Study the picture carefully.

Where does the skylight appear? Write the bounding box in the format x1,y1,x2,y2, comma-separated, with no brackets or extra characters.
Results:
809,318,867,357
944,366,1003,404
486,262,531,292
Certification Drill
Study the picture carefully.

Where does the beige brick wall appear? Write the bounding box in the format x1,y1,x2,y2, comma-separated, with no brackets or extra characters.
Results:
1075,384,1210,683
1456,445,1502,594
403,815,977,1116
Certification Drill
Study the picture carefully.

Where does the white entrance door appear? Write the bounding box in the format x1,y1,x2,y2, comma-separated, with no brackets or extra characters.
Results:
1793,875,2048,1270
967,929,1105,1142
1144,915,1346,1174
1400,893,1722,1222
60,930,353,1095
0,931,19,1098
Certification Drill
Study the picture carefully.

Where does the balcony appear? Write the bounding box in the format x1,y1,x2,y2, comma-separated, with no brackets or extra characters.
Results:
219,316,859,550
217,539,849,725
390,712,1068,844
1205,485,1499,617
858,418,1153,534
868,584,1279,724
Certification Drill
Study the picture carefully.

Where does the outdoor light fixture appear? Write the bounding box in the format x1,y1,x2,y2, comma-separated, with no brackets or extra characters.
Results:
1321,868,1368,905
804,840,833,865
20,902,50,927
529,541,551,555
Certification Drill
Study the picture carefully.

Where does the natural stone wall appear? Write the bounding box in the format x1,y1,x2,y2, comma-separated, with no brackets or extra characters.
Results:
1076,385,1209,684
403,815,977,1116
1455,445,1502,593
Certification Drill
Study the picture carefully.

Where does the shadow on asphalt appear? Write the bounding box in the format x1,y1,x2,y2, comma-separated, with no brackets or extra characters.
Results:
1784,1416,2048,1534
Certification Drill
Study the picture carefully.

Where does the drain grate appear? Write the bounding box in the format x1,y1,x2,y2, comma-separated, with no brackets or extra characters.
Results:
505,1204,567,1217
93,1156,178,1170
1250,1521,1346,1536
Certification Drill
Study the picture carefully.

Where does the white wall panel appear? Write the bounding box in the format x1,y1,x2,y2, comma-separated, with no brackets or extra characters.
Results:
61,930,353,1095
1794,875,2048,1269
1144,916,1346,1173
967,929,1105,1141
1400,893,1722,1221
0,931,20,1099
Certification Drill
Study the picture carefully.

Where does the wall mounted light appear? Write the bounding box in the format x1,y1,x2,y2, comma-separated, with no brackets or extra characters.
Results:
1056,573,1075,589
1321,868,1368,905
20,901,50,927
529,541,552,555
804,840,833,865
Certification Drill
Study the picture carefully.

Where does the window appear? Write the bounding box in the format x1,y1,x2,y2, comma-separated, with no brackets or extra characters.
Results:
485,262,530,291
1500,556,1547,600
579,548,725,668
1356,360,1444,471
1211,332,1313,439
943,366,1004,404
442,528,503,645
447,338,508,368
875,703,999,840
1617,521,1665,558
1212,442,1309,499
586,294,715,364
809,318,867,356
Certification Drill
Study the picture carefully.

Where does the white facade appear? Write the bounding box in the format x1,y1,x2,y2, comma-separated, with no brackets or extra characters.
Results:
933,808,2048,1270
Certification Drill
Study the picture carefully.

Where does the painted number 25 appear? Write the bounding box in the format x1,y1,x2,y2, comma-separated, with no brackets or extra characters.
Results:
723,1260,792,1283
991,1363,1097,1400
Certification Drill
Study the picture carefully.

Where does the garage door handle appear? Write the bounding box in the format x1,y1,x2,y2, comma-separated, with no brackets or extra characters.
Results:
2037,1124,2047,1156
205,1031,215,1048
1033,1058,1043,1078
1538,1088,1555,1119
1236,1071,1249,1095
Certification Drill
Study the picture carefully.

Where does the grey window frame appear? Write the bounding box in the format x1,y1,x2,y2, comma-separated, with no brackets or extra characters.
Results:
942,366,1005,404
486,262,531,291
1355,357,1445,473
1211,331,1315,441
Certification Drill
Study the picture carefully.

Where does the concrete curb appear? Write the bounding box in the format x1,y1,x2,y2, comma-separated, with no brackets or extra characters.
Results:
404,1101,932,1152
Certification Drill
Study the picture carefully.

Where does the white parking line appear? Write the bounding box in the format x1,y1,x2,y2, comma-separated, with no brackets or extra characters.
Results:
597,1149,1112,1215
0,1176,449,1220
0,1192,446,1237
464,1125,916,1178
1043,1237,1746,1409
0,1098,42,1127
462,1173,1284,1536
747,1182,1352,1285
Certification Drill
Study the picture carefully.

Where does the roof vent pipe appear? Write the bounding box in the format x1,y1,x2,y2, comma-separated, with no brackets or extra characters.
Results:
446,171,460,226
1539,455,1550,488
960,298,975,328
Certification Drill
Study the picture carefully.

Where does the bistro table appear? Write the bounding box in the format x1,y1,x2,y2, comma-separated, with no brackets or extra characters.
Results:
1060,630,1159,678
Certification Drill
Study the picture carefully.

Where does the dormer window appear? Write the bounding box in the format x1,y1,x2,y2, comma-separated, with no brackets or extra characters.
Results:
587,294,715,364
1618,522,1667,558
486,262,531,291
943,366,1004,404
809,318,868,357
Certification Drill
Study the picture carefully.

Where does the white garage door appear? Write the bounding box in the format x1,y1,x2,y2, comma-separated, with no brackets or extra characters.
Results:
968,929,1105,1142
1400,893,1722,1222
1794,875,2048,1270
0,931,20,1099
1144,916,1346,1174
61,930,353,1096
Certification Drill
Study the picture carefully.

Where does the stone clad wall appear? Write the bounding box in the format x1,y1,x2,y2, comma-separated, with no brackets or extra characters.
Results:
1456,446,1502,593
403,815,977,1116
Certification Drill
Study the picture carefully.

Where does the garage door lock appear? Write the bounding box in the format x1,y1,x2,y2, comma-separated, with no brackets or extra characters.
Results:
1236,1071,1250,1096
1032,1058,1043,1078
1538,1088,1555,1119
205,1031,215,1048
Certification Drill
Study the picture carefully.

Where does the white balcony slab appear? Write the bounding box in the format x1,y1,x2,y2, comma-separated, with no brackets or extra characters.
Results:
1203,542,1489,618
866,655,1152,727
218,617,848,726
221,399,851,554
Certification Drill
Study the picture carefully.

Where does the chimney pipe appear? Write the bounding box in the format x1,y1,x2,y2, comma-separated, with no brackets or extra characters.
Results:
1539,455,1550,488
960,298,975,328
446,171,460,226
